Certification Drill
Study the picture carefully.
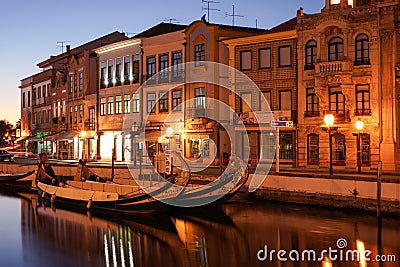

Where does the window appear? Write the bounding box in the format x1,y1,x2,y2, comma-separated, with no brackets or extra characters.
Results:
69,75,73,92
194,43,205,66
132,54,139,83
100,97,106,116
260,131,275,160
360,133,370,165
100,61,106,88
355,34,370,65
259,48,271,69
74,105,78,123
28,91,31,107
172,90,182,111
89,107,95,130
172,52,182,80
260,91,271,111
38,86,41,98
240,92,252,112
132,93,140,113
43,110,46,123
146,57,156,82
123,56,131,85
305,40,317,70
124,94,130,114
305,88,319,117
79,104,83,122
159,92,168,112
328,37,343,61
107,59,114,87
279,90,291,110
278,46,291,67
115,58,122,86
279,132,293,159
329,87,345,117
74,74,77,92
195,87,206,117
115,95,122,114
70,106,73,123
79,72,83,91
47,84,51,97
22,92,26,108
107,96,114,115
240,51,252,70
333,133,346,165
307,134,319,165
159,54,169,82
355,85,370,115
147,93,156,113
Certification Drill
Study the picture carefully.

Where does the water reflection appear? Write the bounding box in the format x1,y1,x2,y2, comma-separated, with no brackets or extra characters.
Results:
1,193,399,267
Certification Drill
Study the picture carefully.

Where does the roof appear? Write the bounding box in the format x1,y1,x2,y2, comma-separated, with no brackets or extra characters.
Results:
133,22,187,38
267,17,297,34
37,31,127,68
213,23,267,33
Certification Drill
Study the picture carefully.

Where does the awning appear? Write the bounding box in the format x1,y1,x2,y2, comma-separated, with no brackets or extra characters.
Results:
57,131,78,141
27,136,40,142
15,136,29,143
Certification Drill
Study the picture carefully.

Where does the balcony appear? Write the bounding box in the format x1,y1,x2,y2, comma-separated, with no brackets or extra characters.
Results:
235,111,274,125
329,110,351,122
186,107,209,118
354,109,371,116
143,71,184,86
315,60,352,74
304,110,320,117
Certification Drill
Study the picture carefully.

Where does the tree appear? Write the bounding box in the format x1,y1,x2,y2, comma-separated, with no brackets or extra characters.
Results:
0,120,13,147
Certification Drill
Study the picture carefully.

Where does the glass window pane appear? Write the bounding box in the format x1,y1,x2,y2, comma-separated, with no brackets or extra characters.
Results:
240,51,252,70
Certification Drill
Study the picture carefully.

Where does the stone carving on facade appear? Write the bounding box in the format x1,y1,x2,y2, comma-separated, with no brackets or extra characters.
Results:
55,71,65,87
395,63,400,84
326,75,342,84
314,86,328,111
303,126,319,135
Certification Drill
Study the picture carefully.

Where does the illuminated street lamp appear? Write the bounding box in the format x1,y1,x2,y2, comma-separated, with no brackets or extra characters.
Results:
355,118,364,173
322,114,335,175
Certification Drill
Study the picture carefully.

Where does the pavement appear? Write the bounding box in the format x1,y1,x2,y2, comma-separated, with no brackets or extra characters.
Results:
12,157,400,183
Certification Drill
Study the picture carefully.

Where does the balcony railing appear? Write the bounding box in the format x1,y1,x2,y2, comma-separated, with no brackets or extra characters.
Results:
354,109,371,116
315,60,352,74
143,72,183,85
186,107,209,118
304,110,320,117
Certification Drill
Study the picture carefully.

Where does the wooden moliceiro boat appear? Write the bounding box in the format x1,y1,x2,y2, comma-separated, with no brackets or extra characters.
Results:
0,170,35,182
36,152,191,213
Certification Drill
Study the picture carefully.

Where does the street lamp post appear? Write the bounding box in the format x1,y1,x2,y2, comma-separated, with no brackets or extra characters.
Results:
132,123,138,167
355,119,364,173
80,130,87,159
323,114,335,175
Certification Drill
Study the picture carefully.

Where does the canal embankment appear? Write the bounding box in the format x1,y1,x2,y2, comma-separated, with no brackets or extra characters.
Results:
247,171,400,215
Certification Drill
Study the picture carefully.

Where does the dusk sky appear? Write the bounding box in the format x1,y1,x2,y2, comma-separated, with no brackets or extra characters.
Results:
0,0,323,126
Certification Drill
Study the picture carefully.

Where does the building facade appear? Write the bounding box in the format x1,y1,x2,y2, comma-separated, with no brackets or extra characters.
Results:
297,0,399,171
224,20,298,167
183,20,265,165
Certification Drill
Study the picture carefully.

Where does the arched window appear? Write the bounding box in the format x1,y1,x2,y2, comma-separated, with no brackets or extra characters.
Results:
333,133,346,165
328,37,344,61
355,34,370,65
305,40,317,70
307,134,319,165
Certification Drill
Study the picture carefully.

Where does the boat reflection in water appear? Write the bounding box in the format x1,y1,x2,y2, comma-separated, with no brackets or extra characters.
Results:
12,193,400,267
20,193,180,267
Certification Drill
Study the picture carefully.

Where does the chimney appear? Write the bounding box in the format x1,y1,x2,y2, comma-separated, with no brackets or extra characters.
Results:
66,45,70,52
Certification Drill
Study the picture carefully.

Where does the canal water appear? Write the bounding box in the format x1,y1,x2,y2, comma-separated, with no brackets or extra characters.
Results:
0,192,398,267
